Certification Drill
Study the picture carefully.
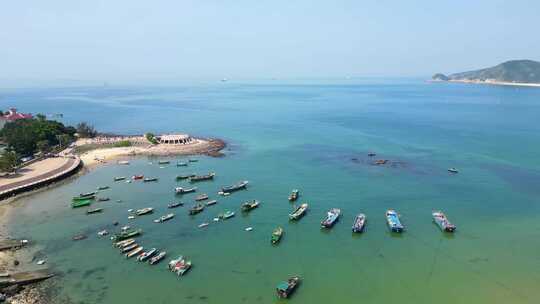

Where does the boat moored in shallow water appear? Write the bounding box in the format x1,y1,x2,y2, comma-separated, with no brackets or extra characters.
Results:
288,189,299,202
168,256,192,276
386,209,404,233
126,246,143,258
175,187,197,194
220,181,248,194
154,213,175,223
86,208,103,214
132,175,144,180
241,200,260,212
114,176,126,181
113,228,142,241
136,208,154,216
176,162,188,167
71,199,91,208
168,202,184,208
321,208,341,228
206,200,217,206
143,177,158,182
176,174,195,180
219,210,235,220
189,204,205,215
448,168,459,174
149,251,166,265
352,214,366,233
432,211,456,232
195,194,209,201
190,172,215,182
289,203,308,220
271,227,283,244
276,276,301,298
137,248,157,261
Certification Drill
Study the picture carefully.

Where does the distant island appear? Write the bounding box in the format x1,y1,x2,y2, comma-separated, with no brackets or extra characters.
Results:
432,59,540,87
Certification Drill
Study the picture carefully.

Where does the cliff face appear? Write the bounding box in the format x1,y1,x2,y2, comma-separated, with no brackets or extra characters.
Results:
433,60,540,84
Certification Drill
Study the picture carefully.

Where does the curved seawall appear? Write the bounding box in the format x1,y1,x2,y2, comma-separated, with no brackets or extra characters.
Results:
0,157,82,201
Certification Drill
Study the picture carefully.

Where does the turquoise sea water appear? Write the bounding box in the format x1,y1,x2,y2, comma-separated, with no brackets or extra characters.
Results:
3,79,540,303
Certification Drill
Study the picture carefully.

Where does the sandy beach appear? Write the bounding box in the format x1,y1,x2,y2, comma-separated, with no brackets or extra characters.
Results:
76,137,226,168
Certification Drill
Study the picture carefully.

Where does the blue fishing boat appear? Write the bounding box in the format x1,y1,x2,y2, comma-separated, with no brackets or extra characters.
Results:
385,209,404,232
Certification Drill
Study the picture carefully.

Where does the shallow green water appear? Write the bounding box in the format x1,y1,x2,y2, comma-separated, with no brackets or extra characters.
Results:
4,80,540,303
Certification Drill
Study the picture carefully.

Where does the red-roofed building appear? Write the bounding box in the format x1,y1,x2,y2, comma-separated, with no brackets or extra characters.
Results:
0,108,33,129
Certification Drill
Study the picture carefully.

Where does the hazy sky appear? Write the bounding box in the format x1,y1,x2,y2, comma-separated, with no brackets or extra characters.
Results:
1,0,539,84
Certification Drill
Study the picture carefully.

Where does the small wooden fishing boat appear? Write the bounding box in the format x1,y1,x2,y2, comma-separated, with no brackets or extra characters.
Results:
189,172,215,182
158,160,170,165
168,256,192,276
126,246,143,259
448,168,459,174
321,208,341,228
97,186,109,190
143,177,158,182
432,211,456,232
271,227,283,244
198,222,209,228
97,197,110,202
117,239,135,248
176,162,188,167
386,209,404,233
137,248,157,261
80,191,96,197
241,200,260,212
189,204,205,215
117,160,130,165
374,159,388,165
289,203,308,220
154,213,174,223
276,276,301,298
71,199,91,208
220,181,248,194
72,234,86,241
72,194,95,201
87,208,103,214
98,230,108,236
188,159,198,163
175,187,197,194
195,194,209,201
205,200,217,206
168,202,184,208
352,214,366,233
136,208,154,216
219,210,235,220
132,175,144,180
121,243,139,253
288,189,299,202
113,229,142,241
114,176,126,181
149,251,166,265
114,238,135,248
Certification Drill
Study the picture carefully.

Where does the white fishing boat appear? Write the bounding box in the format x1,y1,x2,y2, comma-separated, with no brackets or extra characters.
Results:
154,213,175,223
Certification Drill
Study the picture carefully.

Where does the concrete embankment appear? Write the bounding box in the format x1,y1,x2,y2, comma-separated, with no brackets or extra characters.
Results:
0,157,82,201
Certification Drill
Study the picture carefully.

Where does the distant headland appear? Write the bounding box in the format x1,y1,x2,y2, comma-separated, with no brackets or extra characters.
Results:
432,59,540,87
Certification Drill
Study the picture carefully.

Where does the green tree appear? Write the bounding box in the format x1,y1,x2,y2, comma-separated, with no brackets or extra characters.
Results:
0,151,18,173
36,140,50,153
76,122,97,138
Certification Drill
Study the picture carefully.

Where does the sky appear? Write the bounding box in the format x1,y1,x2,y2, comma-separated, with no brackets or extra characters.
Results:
1,0,539,85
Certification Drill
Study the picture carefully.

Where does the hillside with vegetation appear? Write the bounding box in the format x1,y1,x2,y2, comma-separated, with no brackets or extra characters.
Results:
433,60,540,83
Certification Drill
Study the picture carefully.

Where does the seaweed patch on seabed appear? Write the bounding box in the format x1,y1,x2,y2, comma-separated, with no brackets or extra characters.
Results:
82,266,107,279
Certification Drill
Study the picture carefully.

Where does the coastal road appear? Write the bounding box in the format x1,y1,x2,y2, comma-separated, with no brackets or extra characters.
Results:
0,157,78,195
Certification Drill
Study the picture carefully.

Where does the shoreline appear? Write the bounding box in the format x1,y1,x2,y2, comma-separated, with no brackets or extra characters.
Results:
429,79,540,88
0,136,226,302
77,137,226,169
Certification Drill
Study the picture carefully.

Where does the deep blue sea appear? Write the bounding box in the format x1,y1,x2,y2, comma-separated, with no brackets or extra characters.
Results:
2,79,540,304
